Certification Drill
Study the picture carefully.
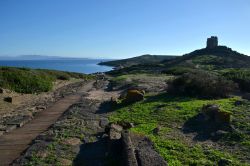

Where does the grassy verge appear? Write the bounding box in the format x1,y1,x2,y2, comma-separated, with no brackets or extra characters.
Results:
0,66,93,93
109,93,250,165
110,73,173,90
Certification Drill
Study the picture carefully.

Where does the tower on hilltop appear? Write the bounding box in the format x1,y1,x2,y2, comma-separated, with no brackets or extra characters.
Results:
206,36,218,49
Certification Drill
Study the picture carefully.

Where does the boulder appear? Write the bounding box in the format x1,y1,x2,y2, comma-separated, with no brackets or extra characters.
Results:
215,111,231,124
202,104,220,120
201,104,231,124
123,89,144,104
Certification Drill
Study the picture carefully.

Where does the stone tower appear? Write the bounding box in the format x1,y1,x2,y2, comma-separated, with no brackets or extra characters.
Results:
206,36,218,49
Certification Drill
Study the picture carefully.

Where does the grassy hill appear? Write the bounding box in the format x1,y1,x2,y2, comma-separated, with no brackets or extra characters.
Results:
163,46,250,70
98,54,177,67
106,46,250,76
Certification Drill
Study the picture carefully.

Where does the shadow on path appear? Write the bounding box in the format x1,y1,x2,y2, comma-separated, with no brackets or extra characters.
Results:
73,133,122,166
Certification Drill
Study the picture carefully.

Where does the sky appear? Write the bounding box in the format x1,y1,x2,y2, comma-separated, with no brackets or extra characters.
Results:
0,0,249,59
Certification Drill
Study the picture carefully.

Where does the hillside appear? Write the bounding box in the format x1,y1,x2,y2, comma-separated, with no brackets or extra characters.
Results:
98,54,177,67
163,46,250,70
106,44,250,76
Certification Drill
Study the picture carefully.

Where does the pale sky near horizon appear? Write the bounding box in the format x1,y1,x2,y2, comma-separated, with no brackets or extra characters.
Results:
0,0,249,59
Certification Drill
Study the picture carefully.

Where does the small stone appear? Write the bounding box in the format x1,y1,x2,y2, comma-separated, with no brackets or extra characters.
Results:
0,125,6,131
99,118,109,128
153,126,161,135
0,131,4,136
83,137,90,143
5,125,16,132
4,97,12,103
58,158,72,166
36,150,48,158
102,133,109,139
62,137,81,146
110,123,123,132
109,129,121,140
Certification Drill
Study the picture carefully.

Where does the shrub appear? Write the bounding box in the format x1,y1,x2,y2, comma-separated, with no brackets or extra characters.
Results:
222,69,250,92
169,70,237,98
0,67,92,93
0,68,53,93
162,66,196,75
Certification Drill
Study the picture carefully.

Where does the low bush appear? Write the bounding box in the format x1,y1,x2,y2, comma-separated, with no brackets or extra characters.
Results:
162,66,196,75
169,70,237,98
0,67,53,93
222,69,250,92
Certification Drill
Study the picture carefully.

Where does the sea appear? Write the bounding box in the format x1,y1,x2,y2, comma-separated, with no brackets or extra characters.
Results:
0,59,113,74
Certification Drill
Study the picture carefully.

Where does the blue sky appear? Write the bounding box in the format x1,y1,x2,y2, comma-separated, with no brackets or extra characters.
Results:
0,0,249,59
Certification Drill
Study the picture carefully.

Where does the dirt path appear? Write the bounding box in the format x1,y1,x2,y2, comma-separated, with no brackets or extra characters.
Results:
10,79,122,166
0,81,94,166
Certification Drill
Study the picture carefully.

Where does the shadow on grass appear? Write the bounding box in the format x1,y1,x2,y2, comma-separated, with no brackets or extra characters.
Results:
144,93,194,103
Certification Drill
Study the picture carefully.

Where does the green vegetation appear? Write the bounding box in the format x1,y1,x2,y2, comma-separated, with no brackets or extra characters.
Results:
110,73,173,90
221,68,250,92
169,70,236,98
103,45,250,165
110,93,250,165
0,66,92,93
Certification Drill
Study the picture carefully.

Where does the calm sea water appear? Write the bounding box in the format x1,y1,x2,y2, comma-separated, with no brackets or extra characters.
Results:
0,59,113,74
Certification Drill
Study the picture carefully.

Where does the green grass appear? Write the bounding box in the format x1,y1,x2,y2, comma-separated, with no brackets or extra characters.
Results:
109,93,250,165
110,73,173,88
0,66,93,93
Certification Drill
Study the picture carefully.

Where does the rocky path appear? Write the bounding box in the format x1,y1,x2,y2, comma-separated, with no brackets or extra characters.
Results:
0,81,94,166
10,79,122,166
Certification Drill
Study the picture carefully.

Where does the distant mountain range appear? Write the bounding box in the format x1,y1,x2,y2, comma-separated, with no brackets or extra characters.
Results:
0,55,93,60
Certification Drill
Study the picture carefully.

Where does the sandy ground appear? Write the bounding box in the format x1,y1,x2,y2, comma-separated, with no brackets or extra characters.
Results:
86,89,120,101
